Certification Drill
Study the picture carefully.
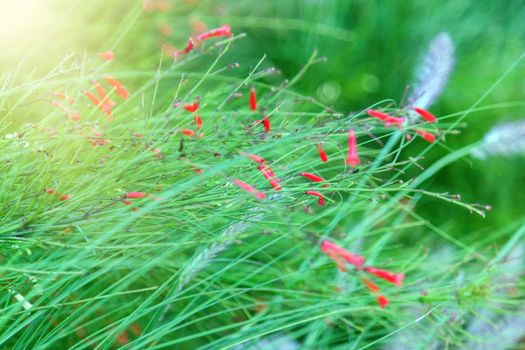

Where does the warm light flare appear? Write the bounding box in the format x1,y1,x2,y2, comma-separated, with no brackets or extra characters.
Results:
0,1,58,66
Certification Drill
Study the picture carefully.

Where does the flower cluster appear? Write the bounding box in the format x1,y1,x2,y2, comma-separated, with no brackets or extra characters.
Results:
321,240,405,308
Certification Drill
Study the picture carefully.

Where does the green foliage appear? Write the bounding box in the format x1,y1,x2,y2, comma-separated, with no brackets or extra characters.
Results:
1,1,524,349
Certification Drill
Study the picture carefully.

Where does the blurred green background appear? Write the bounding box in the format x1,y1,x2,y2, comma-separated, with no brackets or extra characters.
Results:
3,0,525,238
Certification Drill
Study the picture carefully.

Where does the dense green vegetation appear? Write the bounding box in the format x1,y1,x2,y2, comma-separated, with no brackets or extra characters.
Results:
1,1,524,349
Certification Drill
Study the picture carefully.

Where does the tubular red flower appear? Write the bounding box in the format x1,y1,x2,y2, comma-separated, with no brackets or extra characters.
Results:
84,91,113,118
70,111,81,121
97,50,114,61
194,115,203,129
268,178,282,190
320,240,365,270
263,165,275,177
103,76,129,99
413,107,437,123
197,24,232,41
46,188,71,201
52,92,75,105
126,192,146,199
316,143,328,162
53,100,80,122
346,129,360,167
360,276,380,293
258,165,282,190
181,129,195,137
173,37,195,57
243,153,265,164
91,81,116,108
376,295,390,309
364,266,405,286
258,165,272,180
414,128,436,143
262,116,270,133
367,109,405,125
301,172,325,183
190,166,203,174
305,190,325,207
84,91,101,106
232,179,266,200
52,92,66,100
151,148,162,158
249,87,257,111
184,101,199,113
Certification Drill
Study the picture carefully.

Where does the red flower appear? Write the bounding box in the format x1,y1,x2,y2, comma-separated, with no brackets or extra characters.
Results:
262,116,270,133
194,115,203,129
103,76,129,99
320,240,365,271
346,129,360,167
413,107,437,123
126,192,146,199
262,165,275,177
190,166,203,174
51,100,66,112
360,277,390,308
46,188,71,202
173,37,195,57
367,109,405,125
91,80,116,108
364,266,405,286
232,179,266,200
360,276,380,293
414,128,436,143
184,101,199,113
52,92,75,105
84,91,113,118
300,172,325,184
257,165,271,179
52,92,66,100
258,165,281,190
84,91,101,106
181,129,195,137
244,153,265,164
316,143,328,162
306,190,325,206
51,100,80,121
249,87,257,111
97,50,114,61
197,25,232,41
151,148,162,158
70,112,81,121
268,178,282,190
320,242,403,308
376,295,390,309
